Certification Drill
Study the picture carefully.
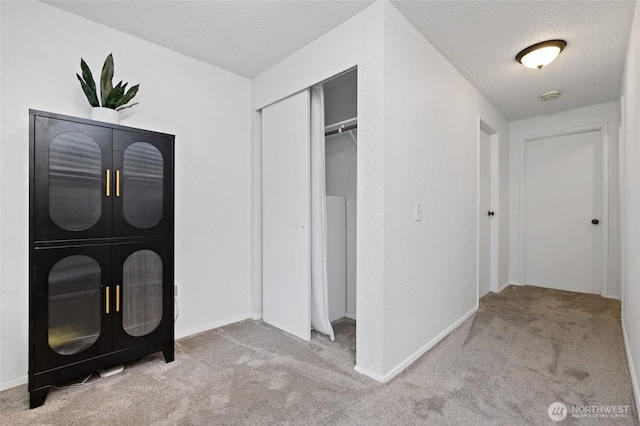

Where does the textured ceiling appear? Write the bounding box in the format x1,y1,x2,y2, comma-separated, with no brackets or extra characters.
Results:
42,0,376,79
44,0,636,120
389,0,636,120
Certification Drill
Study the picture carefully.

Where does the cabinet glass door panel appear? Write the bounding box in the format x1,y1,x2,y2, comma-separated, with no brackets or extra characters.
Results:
122,142,163,229
34,116,112,241
49,133,102,232
112,241,172,350
112,130,173,238
34,245,111,372
122,249,163,337
48,255,101,354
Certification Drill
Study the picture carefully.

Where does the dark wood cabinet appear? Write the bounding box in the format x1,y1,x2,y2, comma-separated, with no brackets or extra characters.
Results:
29,110,174,409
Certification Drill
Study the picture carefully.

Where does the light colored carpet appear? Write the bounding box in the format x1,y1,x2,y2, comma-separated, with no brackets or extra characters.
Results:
1,285,637,425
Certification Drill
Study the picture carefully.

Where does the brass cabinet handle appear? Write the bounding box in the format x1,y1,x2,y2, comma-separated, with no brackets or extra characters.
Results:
116,170,121,197
106,286,110,314
106,169,111,197
116,285,120,312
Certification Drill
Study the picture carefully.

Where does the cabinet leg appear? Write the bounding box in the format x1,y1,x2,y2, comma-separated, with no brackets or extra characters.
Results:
29,386,49,409
162,344,174,363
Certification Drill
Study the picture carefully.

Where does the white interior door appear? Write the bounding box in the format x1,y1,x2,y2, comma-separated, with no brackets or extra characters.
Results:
262,90,311,341
524,130,602,294
479,128,491,298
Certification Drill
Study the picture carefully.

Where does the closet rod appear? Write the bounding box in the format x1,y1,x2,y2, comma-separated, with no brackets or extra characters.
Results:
325,123,357,136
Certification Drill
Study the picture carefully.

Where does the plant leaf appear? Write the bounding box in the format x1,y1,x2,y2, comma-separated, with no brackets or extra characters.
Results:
80,58,97,97
105,84,125,109
76,74,99,107
115,84,139,108
100,53,114,107
107,80,124,104
116,102,139,111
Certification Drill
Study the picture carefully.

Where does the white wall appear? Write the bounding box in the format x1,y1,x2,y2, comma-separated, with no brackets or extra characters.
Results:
509,101,621,298
381,2,509,376
325,132,357,318
251,1,386,377
621,0,640,412
0,1,4,392
0,1,252,390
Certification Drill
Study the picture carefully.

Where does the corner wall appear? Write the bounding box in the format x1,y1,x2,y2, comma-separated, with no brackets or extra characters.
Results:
381,2,509,376
509,101,621,298
621,0,640,411
252,0,511,381
0,1,252,390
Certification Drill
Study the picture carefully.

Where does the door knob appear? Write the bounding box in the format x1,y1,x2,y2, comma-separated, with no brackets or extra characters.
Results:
488,211,495,216
591,219,599,225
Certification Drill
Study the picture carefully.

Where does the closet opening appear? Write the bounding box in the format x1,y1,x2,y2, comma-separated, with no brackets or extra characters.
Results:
322,69,357,347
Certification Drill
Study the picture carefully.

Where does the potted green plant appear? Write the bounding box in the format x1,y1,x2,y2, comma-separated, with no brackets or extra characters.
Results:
77,53,139,124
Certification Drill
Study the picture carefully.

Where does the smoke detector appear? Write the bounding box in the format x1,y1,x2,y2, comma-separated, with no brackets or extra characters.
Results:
540,91,561,101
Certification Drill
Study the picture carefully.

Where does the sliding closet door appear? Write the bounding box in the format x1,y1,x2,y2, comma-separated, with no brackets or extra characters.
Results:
262,90,311,341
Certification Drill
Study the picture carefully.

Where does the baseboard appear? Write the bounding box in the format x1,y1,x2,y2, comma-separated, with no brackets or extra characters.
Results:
354,304,479,384
175,313,252,340
604,292,621,301
498,282,511,293
353,364,385,382
345,312,356,320
250,313,262,320
0,375,27,391
622,318,640,420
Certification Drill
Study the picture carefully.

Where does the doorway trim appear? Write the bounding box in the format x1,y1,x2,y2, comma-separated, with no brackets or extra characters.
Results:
520,123,609,297
477,118,500,299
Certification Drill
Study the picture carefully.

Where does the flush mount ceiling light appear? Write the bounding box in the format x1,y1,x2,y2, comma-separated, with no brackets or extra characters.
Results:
516,40,567,69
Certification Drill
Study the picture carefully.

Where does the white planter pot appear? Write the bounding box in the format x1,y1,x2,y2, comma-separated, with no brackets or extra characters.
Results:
91,107,120,124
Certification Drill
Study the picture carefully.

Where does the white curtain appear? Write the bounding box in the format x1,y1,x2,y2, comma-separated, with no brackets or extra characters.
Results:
310,84,334,341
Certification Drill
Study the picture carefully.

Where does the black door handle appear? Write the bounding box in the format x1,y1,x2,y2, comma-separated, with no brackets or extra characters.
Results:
592,219,599,225
488,211,495,216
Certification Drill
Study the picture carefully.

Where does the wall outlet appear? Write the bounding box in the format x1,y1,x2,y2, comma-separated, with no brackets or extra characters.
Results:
415,202,423,221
